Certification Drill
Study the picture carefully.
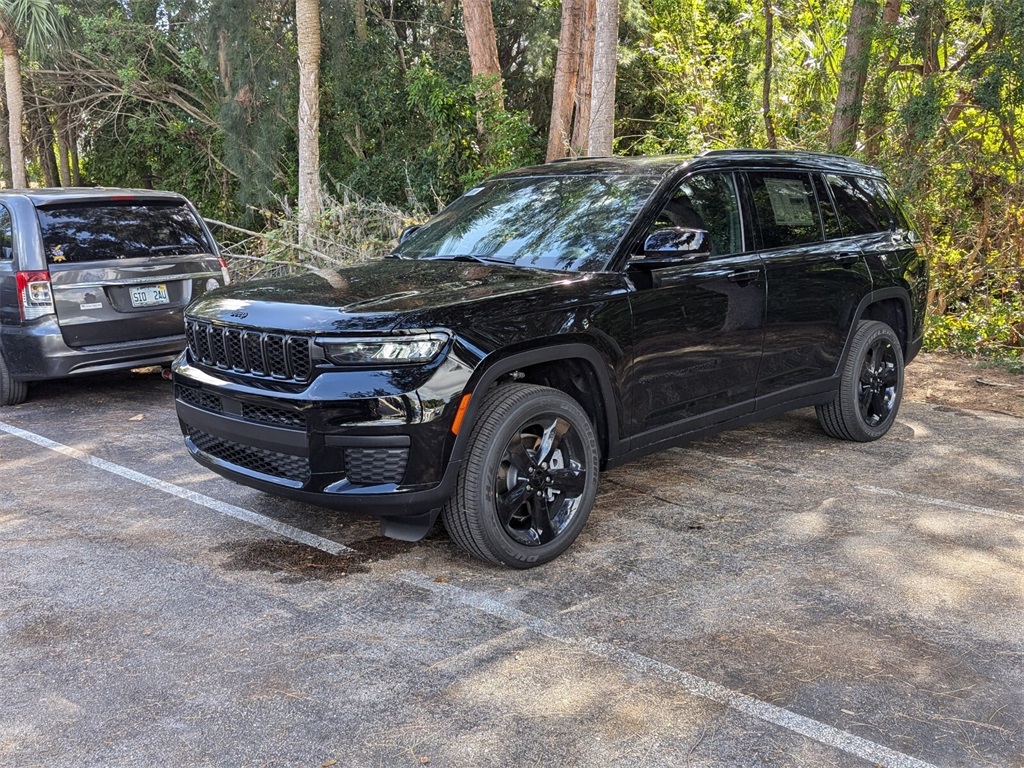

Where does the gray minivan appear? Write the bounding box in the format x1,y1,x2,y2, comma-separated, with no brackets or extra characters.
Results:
0,188,228,405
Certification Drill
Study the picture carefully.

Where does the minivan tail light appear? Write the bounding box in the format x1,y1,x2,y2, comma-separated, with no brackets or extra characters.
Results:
16,271,55,320
218,256,231,285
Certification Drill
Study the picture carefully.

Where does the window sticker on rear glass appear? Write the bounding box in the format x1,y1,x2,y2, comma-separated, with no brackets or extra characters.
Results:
763,178,815,227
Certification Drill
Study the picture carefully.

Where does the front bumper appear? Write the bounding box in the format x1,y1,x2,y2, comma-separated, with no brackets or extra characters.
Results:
2,317,185,381
172,353,471,521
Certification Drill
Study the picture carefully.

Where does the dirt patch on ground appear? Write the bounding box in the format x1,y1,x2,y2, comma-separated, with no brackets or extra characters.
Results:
906,351,1024,418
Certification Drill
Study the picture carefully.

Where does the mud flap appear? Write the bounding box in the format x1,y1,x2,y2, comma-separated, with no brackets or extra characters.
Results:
379,508,441,542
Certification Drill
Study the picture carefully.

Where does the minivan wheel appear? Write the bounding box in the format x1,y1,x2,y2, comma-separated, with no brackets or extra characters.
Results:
442,383,600,568
0,351,28,406
816,320,904,442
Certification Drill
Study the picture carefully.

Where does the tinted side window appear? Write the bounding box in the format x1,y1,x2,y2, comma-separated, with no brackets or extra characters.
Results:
812,174,843,239
746,171,822,249
825,175,893,236
36,202,210,264
874,180,912,230
0,206,11,260
653,173,744,256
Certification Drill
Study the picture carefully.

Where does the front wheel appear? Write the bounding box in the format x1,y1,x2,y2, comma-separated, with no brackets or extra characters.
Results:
816,320,904,442
442,383,600,568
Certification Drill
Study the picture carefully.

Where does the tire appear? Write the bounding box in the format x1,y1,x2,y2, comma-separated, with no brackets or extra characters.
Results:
816,320,904,442
442,383,600,568
0,350,28,407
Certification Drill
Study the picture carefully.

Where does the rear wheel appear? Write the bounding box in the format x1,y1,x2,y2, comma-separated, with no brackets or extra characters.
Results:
816,320,903,442
0,351,28,406
442,383,600,568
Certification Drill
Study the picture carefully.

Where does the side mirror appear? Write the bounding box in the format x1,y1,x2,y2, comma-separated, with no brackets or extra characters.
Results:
631,227,712,268
398,225,421,244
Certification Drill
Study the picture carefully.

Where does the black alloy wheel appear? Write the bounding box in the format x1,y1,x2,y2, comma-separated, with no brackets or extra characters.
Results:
857,334,901,427
495,415,588,546
442,383,600,568
817,320,904,442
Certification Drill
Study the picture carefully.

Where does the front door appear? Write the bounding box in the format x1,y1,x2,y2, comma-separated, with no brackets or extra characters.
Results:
626,172,765,440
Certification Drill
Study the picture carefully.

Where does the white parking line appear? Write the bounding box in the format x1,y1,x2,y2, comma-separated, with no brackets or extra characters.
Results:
856,485,1024,524
689,449,1022,524
0,420,353,555
399,570,939,768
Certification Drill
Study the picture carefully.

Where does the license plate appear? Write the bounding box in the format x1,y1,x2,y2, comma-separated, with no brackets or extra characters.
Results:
130,284,170,308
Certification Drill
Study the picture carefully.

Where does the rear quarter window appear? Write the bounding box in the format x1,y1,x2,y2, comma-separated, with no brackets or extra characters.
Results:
37,201,210,264
0,205,11,260
825,175,895,236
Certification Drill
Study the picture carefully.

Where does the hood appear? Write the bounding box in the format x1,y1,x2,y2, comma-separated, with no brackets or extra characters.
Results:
185,259,597,334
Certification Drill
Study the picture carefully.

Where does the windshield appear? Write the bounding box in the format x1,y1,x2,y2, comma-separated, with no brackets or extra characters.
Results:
396,174,661,271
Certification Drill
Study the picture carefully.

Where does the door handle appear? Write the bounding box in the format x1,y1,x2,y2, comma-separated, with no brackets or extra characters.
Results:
728,269,758,285
832,252,859,267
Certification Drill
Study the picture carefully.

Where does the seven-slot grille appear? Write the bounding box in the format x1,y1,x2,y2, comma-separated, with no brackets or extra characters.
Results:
186,319,312,382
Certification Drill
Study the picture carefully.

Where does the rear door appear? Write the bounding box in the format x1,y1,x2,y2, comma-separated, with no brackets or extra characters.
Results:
39,199,224,348
745,170,873,402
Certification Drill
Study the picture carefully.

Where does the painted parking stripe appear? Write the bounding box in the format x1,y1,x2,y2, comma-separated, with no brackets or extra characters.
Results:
399,570,938,768
855,485,1024,524
688,449,1022,525
0,420,353,555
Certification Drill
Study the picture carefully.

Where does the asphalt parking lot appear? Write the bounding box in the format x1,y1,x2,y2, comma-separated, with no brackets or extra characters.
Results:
1,369,1021,767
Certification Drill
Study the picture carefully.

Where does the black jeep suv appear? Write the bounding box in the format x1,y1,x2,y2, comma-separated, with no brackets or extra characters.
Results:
173,150,928,567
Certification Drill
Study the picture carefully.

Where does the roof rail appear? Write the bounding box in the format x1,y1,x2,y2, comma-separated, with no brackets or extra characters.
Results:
698,148,851,161
546,155,611,164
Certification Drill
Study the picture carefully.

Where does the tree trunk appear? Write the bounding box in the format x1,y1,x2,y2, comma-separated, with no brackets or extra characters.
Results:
28,85,57,187
571,0,596,154
70,122,81,186
0,89,11,188
828,0,878,153
56,106,71,187
295,0,322,248
863,0,900,159
0,22,26,188
355,0,367,42
463,0,503,108
762,0,778,149
588,0,618,156
546,0,581,161
217,29,233,99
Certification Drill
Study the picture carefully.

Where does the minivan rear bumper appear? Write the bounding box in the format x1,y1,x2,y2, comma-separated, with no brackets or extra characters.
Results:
1,318,185,380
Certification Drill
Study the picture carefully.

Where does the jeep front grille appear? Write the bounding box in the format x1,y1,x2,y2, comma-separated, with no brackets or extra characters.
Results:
186,320,312,382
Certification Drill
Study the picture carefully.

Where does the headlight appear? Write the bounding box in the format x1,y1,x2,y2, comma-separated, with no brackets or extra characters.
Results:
316,333,449,366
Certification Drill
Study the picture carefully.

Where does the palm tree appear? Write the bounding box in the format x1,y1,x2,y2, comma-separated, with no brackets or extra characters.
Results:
0,0,64,188
295,0,321,247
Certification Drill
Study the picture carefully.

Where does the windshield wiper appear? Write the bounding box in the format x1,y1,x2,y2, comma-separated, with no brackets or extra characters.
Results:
424,254,513,265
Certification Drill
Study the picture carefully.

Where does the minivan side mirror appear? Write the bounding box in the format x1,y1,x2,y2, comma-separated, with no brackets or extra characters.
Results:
631,227,712,268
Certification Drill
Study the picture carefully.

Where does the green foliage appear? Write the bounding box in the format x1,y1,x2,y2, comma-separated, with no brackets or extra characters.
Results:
42,0,1024,360
925,295,1024,359
0,0,69,55
72,3,236,217
406,63,539,194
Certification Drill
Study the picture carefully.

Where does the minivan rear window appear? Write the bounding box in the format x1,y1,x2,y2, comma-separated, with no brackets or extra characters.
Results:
37,202,210,264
